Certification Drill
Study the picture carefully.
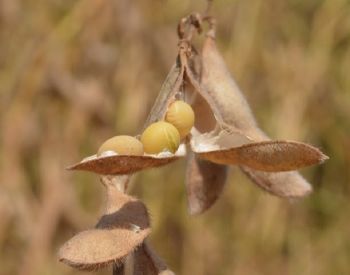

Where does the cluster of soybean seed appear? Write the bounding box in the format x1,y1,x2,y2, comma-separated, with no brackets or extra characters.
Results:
97,100,195,156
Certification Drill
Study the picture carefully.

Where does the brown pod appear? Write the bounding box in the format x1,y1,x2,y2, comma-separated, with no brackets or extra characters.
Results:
113,242,175,275
144,58,185,129
185,152,228,215
241,167,313,198
58,176,151,271
68,57,186,176
67,152,184,175
130,243,175,275
196,140,328,172
183,52,229,215
201,32,266,141
200,32,328,197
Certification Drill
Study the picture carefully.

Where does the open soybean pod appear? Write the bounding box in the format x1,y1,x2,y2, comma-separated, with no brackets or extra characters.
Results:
143,57,185,129
68,57,186,176
186,152,227,215
199,29,327,198
183,50,229,215
58,176,151,271
201,29,267,141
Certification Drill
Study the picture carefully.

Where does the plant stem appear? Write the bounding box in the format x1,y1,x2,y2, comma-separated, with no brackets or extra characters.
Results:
205,0,213,16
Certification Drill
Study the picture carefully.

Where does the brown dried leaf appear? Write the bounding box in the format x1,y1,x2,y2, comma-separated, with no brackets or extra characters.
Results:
241,166,313,198
67,150,184,175
185,152,227,215
59,182,151,271
197,140,328,172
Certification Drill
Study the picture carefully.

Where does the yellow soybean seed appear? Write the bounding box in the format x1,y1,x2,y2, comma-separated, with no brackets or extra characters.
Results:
165,100,195,139
141,121,180,154
97,135,144,156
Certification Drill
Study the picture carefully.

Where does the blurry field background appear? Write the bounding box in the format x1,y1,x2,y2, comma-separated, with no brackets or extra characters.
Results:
1,0,350,274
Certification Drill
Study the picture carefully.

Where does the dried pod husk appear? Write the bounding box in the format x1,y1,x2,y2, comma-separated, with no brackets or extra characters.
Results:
190,87,217,133
67,144,186,175
201,31,265,140
185,151,227,215
194,138,328,172
125,243,175,275
241,167,313,197
183,53,229,215
144,57,185,128
58,177,151,271
199,31,328,197
58,228,149,271
69,56,186,176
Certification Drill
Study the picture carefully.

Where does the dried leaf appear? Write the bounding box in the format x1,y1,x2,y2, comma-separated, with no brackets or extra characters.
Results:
241,166,313,198
197,140,328,172
67,145,185,175
185,152,227,215
59,182,151,271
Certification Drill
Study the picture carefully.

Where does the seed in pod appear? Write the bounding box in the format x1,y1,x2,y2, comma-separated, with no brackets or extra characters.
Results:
165,100,195,139
97,135,144,156
141,121,180,154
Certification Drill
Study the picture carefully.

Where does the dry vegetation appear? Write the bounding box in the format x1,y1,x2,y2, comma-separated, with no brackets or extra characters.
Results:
0,0,349,274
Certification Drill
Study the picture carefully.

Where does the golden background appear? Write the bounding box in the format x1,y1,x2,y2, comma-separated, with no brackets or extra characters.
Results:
0,0,349,274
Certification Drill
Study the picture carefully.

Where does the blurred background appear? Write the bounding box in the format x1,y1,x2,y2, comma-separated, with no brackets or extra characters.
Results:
0,0,349,274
